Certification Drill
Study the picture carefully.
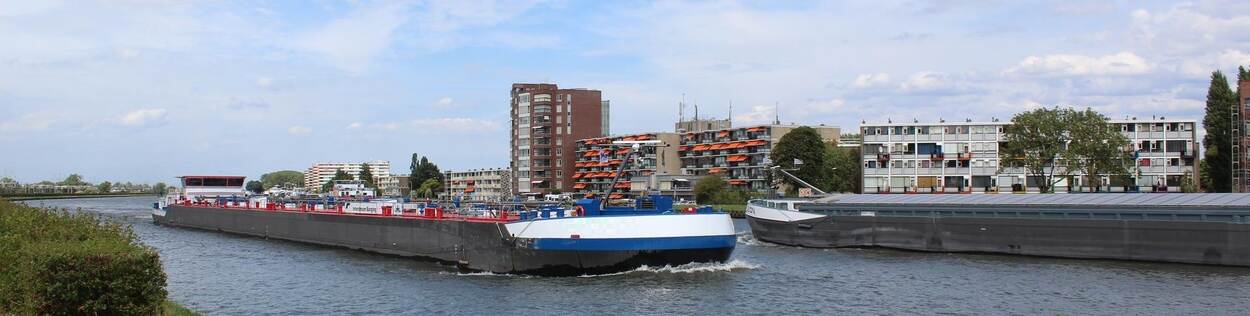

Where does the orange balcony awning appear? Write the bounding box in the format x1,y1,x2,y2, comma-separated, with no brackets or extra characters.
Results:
614,182,631,189
679,145,690,151
717,131,730,138
573,183,587,189
609,193,624,199
693,144,710,151
617,148,630,154
636,135,651,140
728,179,747,185
572,173,583,179
746,127,766,132
708,168,724,174
708,144,723,150
728,155,748,162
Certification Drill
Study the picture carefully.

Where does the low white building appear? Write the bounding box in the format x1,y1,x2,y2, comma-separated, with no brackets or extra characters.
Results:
330,180,374,198
860,118,1199,193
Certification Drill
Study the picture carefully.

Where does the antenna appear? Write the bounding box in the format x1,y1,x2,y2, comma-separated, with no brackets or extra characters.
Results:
773,102,780,125
680,93,686,122
694,99,699,121
728,99,733,121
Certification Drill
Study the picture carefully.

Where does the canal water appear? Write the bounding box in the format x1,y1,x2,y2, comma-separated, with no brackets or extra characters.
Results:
26,197,1250,315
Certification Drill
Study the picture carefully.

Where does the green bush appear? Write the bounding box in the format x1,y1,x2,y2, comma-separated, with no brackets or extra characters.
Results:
0,199,167,314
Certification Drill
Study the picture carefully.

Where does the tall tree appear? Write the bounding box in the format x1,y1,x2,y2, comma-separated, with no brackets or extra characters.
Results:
153,182,168,195
260,170,304,189
358,163,375,188
1000,107,1074,193
770,126,829,194
322,169,353,192
409,153,421,194
1201,71,1235,192
61,174,85,186
245,180,264,194
693,174,728,204
97,181,112,193
409,154,444,196
824,143,862,193
1064,108,1131,192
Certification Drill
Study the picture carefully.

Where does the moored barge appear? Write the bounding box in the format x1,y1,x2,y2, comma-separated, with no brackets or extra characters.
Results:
747,193,1250,266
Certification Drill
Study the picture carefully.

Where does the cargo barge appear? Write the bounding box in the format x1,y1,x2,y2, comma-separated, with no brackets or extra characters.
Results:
746,193,1250,266
155,141,735,276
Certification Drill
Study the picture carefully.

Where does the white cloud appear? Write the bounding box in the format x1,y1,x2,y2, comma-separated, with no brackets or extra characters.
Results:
0,112,58,132
410,117,501,133
852,73,892,89
1004,52,1152,77
293,2,413,73
256,76,273,88
119,108,168,126
733,105,775,125
287,125,312,136
346,122,362,129
433,96,455,108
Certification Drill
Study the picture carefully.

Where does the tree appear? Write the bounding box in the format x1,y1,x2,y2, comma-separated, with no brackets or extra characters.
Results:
358,163,375,188
409,154,444,197
245,180,264,194
97,181,112,193
1201,71,1236,192
153,182,168,195
770,126,830,194
416,178,442,198
1000,107,1074,193
693,174,728,204
1064,108,1131,192
321,170,353,192
61,174,85,186
824,143,862,193
260,170,304,189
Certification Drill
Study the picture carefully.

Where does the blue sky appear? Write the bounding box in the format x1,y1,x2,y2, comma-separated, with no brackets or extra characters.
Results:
2,0,1249,184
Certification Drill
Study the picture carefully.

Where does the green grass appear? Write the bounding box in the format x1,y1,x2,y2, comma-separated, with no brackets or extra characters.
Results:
163,300,200,316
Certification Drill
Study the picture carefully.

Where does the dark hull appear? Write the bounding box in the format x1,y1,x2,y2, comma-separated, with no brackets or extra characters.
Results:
747,214,1250,267
157,205,731,276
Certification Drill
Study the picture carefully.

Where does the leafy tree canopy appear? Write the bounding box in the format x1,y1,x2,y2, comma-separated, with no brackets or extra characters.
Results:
260,170,304,189
1201,70,1235,192
245,180,264,194
770,126,829,194
61,174,86,186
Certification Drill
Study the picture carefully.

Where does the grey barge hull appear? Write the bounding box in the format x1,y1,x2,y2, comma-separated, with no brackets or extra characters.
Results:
747,193,1250,267
157,205,732,276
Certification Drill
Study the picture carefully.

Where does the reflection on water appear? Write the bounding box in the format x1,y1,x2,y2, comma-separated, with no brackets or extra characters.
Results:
27,197,1250,315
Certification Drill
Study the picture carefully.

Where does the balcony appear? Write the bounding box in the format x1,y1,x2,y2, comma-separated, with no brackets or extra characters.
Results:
877,153,891,161
929,153,945,161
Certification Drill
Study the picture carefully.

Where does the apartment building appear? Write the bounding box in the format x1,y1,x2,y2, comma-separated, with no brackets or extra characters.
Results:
1235,79,1250,192
510,83,609,196
303,161,391,191
572,133,682,199
860,118,1199,193
377,174,410,197
444,168,513,202
678,124,840,191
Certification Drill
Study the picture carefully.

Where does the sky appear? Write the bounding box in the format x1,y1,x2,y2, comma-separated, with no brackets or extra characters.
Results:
2,0,1250,184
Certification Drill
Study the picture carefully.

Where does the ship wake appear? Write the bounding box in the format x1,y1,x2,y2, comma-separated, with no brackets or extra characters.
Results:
579,259,759,277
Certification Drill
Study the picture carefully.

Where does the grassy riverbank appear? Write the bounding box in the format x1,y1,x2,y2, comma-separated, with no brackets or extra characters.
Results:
0,198,192,314
163,300,200,316
1,193,154,201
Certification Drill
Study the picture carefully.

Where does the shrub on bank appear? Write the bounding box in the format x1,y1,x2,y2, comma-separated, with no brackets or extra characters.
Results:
0,199,167,314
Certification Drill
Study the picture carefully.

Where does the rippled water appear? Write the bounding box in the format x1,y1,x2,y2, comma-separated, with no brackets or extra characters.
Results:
26,197,1250,315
